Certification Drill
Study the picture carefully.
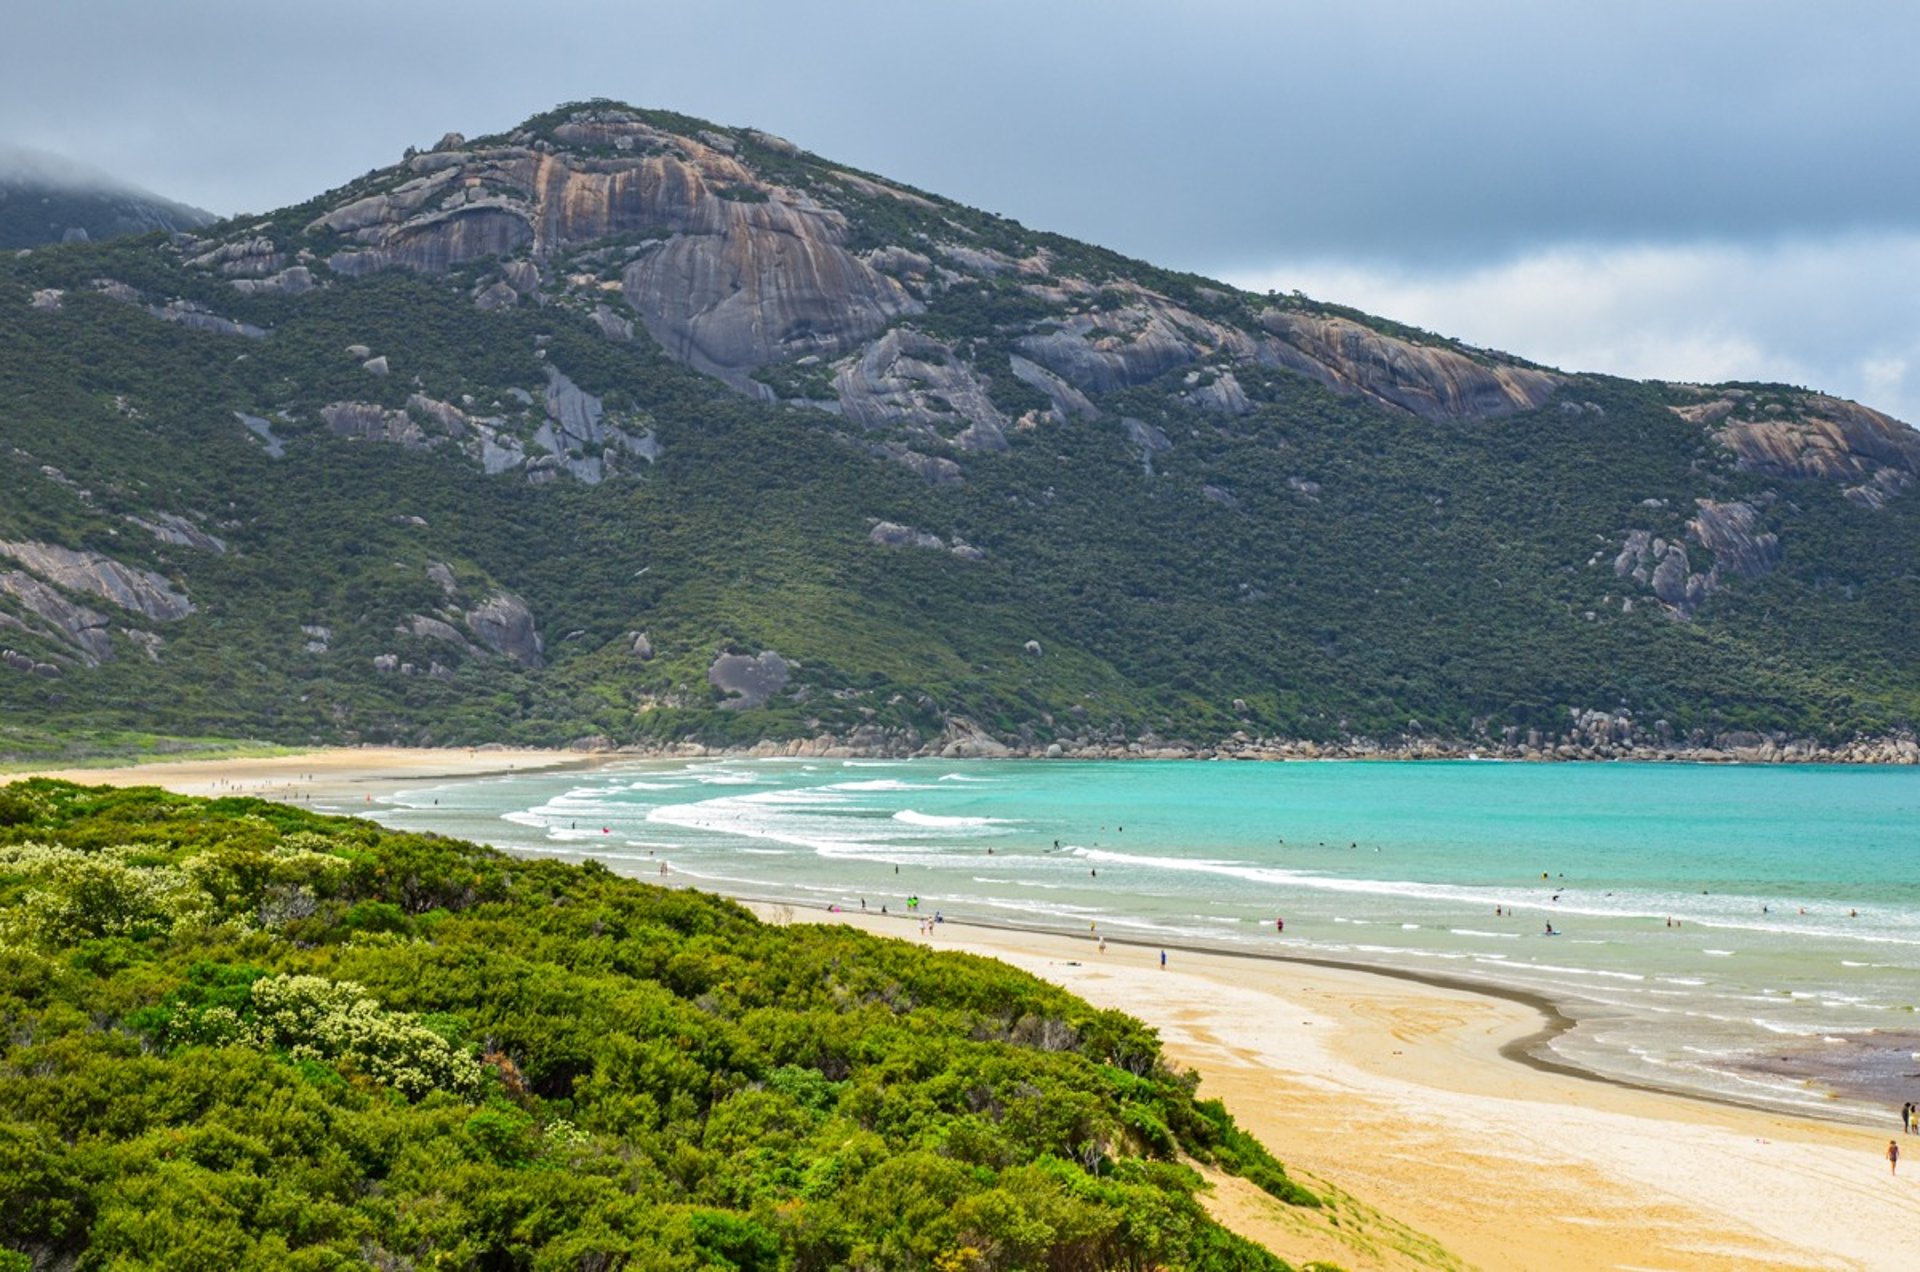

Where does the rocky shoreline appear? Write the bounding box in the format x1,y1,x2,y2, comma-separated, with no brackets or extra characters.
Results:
559,717,1920,766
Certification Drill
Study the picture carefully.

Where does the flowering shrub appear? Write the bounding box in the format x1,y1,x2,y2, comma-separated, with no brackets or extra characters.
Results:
0,843,208,944
157,971,481,1099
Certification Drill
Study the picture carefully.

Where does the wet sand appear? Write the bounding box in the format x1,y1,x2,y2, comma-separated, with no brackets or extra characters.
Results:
772,906,1920,1271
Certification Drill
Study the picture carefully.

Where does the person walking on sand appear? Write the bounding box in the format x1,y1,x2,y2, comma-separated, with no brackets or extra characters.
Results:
1890,1140,1900,1175
1159,949,1167,969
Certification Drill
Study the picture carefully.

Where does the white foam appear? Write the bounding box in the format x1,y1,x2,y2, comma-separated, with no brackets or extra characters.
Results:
892,809,1012,829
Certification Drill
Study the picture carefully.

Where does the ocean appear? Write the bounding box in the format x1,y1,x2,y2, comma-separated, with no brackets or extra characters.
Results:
347,757,1920,1125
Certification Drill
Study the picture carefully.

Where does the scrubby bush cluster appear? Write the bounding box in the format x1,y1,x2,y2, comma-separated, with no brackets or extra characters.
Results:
0,781,1315,1269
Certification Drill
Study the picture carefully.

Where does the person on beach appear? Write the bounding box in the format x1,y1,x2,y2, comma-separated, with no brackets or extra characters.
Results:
1159,949,1167,968
1890,1140,1900,1175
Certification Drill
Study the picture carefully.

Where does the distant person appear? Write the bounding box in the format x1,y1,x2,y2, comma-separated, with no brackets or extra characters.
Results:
1098,937,1107,953
1890,1140,1900,1175
1159,949,1167,969
1544,922,1556,936
1275,917,1284,933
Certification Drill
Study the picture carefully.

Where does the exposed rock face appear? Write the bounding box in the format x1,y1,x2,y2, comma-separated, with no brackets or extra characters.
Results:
126,512,226,554
308,110,919,383
407,395,471,438
1017,302,1206,394
1122,418,1173,475
1702,393,1920,507
1007,355,1098,421
1687,500,1780,580
237,412,286,457
590,304,633,342
0,541,192,622
464,593,544,669
1255,311,1560,420
189,236,283,277
1614,530,1722,618
708,650,791,709
399,614,482,658
321,401,427,448
473,280,519,311
833,328,1009,452
1181,369,1253,415
535,366,659,482
869,521,946,550
231,266,316,296
939,716,1012,758
872,442,963,486
0,571,113,663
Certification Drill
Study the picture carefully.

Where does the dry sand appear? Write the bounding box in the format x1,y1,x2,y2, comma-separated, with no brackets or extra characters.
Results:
11,750,1918,1269
11,745,583,802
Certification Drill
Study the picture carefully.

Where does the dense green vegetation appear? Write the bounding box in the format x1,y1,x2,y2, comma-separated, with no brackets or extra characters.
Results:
0,781,1320,1270
2,103,1919,760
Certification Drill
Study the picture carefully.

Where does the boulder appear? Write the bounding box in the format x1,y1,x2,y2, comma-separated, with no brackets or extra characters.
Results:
708,650,791,709
473,280,519,311
464,593,544,668
869,522,945,550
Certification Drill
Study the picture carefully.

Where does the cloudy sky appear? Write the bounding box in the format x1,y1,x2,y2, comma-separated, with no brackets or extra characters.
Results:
10,1,1917,419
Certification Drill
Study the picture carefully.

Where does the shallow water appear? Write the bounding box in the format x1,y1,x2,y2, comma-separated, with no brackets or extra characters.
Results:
352,757,1920,1125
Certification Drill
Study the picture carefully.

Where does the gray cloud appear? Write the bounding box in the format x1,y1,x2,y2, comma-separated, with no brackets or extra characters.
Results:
6,1,1917,409
1228,234,1920,426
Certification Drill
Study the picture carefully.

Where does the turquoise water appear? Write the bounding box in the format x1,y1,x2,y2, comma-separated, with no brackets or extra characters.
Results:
357,758,1920,1123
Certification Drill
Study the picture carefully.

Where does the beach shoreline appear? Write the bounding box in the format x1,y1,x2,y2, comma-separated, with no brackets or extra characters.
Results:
8,747,1904,1127
10,747,1920,1268
768,903,1920,1270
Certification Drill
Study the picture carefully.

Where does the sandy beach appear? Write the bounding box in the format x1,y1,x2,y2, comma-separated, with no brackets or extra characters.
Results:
10,749,1919,1269
10,745,585,802
763,908,1920,1271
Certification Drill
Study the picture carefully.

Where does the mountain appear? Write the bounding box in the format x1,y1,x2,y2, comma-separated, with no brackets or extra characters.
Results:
3,100,1920,763
0,145,214,250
